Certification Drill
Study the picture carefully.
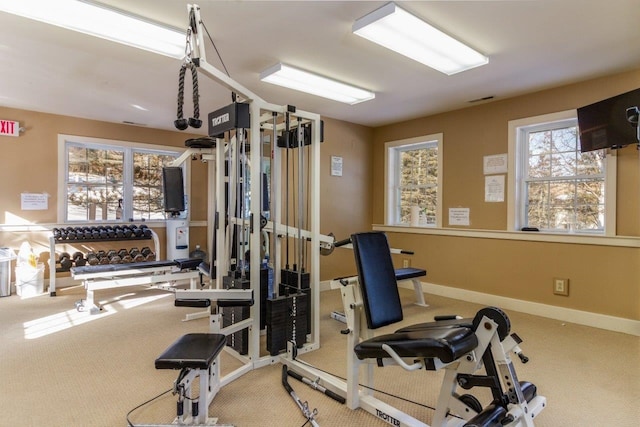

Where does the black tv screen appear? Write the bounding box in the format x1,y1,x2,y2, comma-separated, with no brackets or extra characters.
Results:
577,88,640,152
162,167,185,213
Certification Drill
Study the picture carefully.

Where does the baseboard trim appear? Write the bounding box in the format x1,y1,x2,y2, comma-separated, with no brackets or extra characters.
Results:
320,279,639,336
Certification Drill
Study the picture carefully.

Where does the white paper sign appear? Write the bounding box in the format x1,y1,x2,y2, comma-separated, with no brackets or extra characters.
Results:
483,154,508,175
485,175,505,202
331,156,343,177
449,208,470,226
21,193,48,210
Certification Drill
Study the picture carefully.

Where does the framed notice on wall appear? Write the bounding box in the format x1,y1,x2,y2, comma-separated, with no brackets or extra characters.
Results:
21,193,48,210
331,156,343,176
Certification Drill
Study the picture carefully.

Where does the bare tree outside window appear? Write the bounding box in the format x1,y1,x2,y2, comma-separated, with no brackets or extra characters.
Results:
523,125,605,231
394,142,438,225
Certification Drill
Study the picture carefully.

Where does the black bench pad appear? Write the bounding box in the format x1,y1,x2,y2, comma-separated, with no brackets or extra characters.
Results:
354,327,478,363
394,267,427,281
155,333,226,370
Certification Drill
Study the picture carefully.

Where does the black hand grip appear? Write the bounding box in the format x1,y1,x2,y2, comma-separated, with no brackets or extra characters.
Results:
333,237,352,247
434,315,459,321
400,250,414,255
324,388,346,404
287,369,304,382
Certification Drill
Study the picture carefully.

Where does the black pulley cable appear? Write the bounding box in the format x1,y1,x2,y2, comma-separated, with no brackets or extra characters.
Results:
175,60,201,130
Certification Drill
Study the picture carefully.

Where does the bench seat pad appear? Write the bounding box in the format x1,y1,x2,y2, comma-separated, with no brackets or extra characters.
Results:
155,333,226,370
394,267,426,280
354,327,477,363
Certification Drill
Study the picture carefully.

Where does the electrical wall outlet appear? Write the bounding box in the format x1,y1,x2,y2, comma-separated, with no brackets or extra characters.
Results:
553,278,569,296
403,259,410,268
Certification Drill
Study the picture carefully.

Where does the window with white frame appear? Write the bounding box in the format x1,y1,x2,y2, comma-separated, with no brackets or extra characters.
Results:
385,134,443,227
59,135,184,223
510,112,615,234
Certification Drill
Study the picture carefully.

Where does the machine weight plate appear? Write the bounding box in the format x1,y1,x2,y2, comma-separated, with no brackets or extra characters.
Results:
472,306,511,341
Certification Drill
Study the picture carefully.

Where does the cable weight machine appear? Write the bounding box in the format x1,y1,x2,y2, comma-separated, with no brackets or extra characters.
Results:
178,4,333,378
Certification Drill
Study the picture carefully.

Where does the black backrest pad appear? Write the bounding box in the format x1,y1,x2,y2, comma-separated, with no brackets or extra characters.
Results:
352,232,403,329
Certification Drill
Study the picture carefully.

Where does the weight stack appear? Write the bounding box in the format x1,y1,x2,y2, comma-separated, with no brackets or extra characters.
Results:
279,269,311,334
222,274,250,355
266,292,308,356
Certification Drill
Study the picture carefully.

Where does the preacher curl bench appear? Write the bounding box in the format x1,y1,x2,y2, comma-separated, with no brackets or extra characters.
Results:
284,232,546,427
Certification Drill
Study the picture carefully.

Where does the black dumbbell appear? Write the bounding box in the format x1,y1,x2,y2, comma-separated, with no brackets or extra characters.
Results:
59,252,73,270
66,228,77,240
72,251,83,261
140,247,152,257
106,249,117,259
133,253,145,263
87,253,99,265
123,226,133,238
109,255,122,264
145,253,155,262
53,228,61,240
121,255,133,263
129,247,140,257
115,226,125,238
117,248,128,258
98,257,109,265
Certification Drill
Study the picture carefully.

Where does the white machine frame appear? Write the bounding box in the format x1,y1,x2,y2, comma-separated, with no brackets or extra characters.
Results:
282,277,546,427
176,2,328,379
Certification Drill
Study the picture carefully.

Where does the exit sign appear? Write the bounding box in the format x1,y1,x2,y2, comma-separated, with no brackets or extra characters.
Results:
0,119,19,137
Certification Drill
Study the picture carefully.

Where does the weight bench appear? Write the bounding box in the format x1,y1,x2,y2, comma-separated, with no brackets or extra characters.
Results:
71,258,203,314
286,231,545,427
348,231,546,426
155,333,227,426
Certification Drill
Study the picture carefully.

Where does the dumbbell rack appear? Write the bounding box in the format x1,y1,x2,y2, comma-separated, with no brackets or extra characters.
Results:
48,225,160,296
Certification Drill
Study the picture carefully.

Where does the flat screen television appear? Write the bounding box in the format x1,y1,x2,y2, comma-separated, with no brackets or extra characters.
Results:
577,88,640,152
162,167,185,213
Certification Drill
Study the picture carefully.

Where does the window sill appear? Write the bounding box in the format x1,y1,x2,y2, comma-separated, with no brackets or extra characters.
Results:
373,224,640,248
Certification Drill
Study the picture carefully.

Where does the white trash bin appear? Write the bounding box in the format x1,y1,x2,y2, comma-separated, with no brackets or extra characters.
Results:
16,263,45,297
0,248,16,297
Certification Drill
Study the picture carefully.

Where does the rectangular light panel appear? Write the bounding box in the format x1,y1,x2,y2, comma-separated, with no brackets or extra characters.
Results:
260,63,375,105
353,2,488,75
0,0,185,59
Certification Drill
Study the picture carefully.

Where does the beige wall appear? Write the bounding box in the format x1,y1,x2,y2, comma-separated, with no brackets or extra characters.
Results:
0,106,207,278
318,117,373,280
0,107,372,283
372,69,640,321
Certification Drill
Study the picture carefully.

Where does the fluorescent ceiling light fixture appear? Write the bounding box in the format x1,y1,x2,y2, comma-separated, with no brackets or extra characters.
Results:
260,63,375,105
0,0,185,59
353,2,488,75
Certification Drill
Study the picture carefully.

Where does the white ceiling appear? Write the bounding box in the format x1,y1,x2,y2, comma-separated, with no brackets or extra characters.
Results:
0,1,639,134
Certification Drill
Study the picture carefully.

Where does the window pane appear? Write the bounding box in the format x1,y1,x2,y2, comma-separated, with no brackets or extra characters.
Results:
418,187,437,225
551,152,576,177
528,131,550,155
575,204,604,230
399,188,417,223
549,207,574,230
67,184,89,221
528,154,550,178
133,152,178,220
549,181,575,207
551,127,577,152
577,150,605,175
525,182,549,228
519,119,606,233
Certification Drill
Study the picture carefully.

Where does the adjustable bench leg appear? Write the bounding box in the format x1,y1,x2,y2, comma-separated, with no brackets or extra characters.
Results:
411,279,428,307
